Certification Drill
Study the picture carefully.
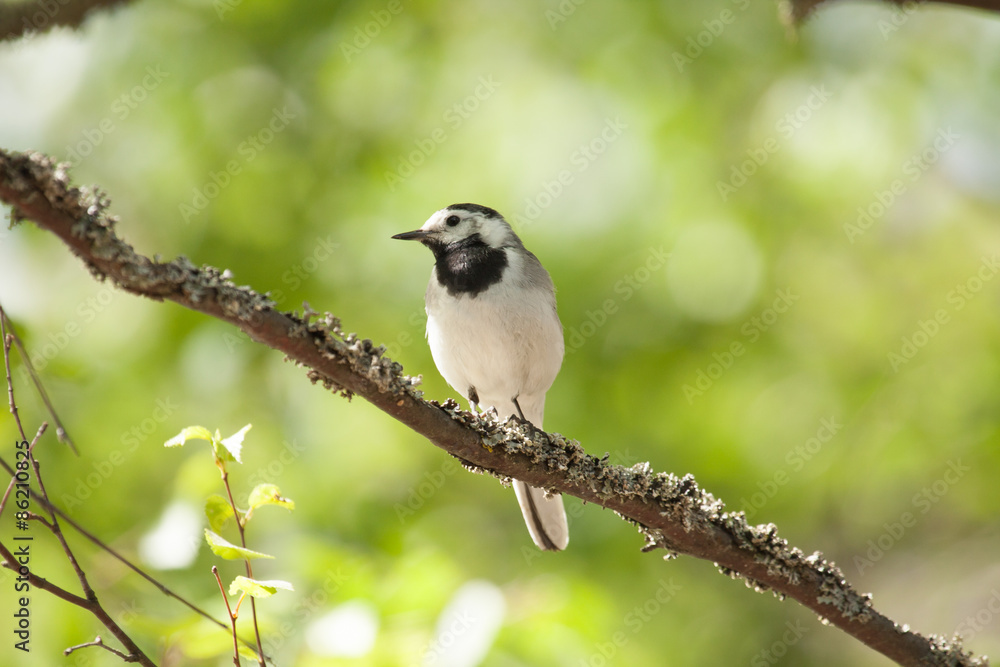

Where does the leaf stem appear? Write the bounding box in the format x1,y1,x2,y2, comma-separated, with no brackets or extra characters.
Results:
212,565,241,667
221,470,267,667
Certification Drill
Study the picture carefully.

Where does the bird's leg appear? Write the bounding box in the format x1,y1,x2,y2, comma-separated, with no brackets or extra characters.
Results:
512,396,526,421
511,396,535,429
467,386,480,414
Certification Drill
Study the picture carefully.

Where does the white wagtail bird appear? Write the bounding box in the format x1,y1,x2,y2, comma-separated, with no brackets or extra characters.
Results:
393,203,569,551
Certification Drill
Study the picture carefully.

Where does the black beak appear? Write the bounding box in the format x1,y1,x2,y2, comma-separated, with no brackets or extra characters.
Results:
392,229,431,241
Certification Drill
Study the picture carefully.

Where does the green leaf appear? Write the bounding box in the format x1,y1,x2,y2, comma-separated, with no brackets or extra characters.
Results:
237,644,259,661
228,575,294,599
173,616,249,660
247,483,295,512
203,529,274,561
205,495,235,533
164,426,214,448
218,424,251,464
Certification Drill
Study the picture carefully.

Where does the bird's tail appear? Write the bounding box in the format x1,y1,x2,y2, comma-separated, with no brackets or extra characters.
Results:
513,480,569,551
486,395,569,551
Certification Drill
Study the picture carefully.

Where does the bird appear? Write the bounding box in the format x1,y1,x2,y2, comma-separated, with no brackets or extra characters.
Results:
392,203,569,551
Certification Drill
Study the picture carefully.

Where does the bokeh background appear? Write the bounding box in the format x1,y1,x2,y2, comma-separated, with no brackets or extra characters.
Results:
2,0,1000,665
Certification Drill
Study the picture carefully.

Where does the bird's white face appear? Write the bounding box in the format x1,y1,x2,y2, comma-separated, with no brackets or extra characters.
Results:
417,206,514,249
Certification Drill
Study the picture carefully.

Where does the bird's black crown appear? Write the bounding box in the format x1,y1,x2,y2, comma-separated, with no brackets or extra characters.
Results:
447,203,502,219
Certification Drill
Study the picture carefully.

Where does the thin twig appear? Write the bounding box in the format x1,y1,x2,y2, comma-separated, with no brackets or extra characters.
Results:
0,242,264,667
30,441,95,599
221,470,266,666
0,541,90,606
0,423,46,519
0,297,262,658
27,422,46,452
1,302,154,666
64,635,132,660
26,451,155,665
0,469,15,516
0,307,78,453
213,566,242,667
0,455,264,658
25,510,54,531
1,311,28,443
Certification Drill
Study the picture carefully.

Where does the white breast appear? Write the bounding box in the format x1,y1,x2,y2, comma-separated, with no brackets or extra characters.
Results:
424,251,564,423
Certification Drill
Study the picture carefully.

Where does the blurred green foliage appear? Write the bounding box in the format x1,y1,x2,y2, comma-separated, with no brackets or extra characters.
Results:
2,0,1000,665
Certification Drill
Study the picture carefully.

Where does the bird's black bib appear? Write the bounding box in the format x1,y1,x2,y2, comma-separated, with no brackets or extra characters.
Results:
428,234,508,298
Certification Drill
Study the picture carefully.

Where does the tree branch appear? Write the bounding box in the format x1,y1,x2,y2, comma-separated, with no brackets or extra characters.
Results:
0,0,135,42
0,149,987,667
0,450,269,662
0,472,155,665
1,309,270,662
1,309,78,454
784,0,1000,24
64,636,134,661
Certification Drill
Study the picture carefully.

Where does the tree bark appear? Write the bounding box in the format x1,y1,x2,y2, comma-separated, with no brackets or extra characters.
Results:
0,0,135,41
785,0,1000,23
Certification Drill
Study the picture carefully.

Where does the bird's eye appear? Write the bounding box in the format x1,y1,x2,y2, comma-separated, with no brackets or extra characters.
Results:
446,215,460,227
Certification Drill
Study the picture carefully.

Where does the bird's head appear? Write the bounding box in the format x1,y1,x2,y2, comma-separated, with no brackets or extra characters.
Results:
392,203,520,252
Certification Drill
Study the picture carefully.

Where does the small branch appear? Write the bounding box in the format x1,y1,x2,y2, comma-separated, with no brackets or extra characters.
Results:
0,148,987,667
0,541,90,606
64,636,133,661
29,455,95,597
1,298,262,660
0,455,264,658
0,470,15,517
1,310,28,444
1,307,78,454
0,422,43,518
220,470,266,666
26,510,55,532
1,291,154,666
27,422,46,452
213,566,242,667
19,451,156,666
0,538,146,664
